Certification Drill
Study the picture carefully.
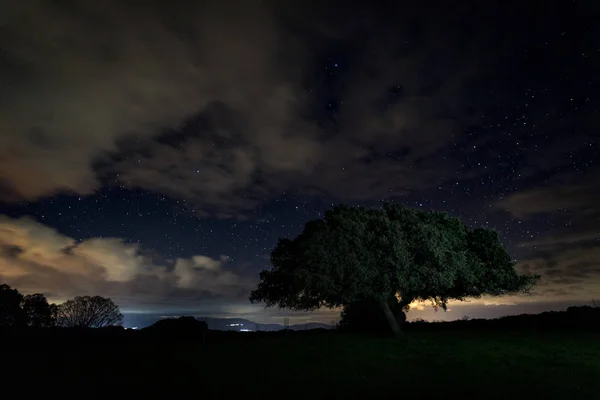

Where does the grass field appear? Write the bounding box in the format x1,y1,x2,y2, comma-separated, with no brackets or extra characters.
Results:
5,330,600,398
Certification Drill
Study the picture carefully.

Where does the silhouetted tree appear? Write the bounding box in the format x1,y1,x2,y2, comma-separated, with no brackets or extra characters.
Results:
250,204,539,336
0,284,26,327
0,284,58,327
56,296,123,328
22,294,56,327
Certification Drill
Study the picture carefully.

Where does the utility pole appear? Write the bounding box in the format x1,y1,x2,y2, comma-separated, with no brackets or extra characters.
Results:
283,317,290,332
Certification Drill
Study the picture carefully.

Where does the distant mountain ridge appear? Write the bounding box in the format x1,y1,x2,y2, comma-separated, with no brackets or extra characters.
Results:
194,317,334,331
123,314,334,331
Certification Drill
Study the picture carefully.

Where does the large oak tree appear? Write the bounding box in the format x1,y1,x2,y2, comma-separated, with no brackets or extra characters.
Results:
250,204,539,336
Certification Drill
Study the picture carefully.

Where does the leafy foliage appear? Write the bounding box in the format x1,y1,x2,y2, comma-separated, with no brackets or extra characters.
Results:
250,204,539,314
56,296,123,328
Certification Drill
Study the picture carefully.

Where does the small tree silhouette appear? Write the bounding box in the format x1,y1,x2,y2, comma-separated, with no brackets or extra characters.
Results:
56,296,123,328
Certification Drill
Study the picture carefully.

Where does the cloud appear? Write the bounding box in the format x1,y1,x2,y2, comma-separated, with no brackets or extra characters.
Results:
0,215,251,306
497,168,600,244
496,168,600,301
174,255,237,289
0,0,492,215
496,180,598,220
482,301,517,307
0,0,289,201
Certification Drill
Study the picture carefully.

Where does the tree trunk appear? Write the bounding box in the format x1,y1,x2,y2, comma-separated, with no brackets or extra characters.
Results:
379,298,402,337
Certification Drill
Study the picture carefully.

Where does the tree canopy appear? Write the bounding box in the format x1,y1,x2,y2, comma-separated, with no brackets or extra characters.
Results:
250,204,539,335
22,293,56,327
0,284,26,327
1,284,124,329
56,296,123,328
0,284,56,327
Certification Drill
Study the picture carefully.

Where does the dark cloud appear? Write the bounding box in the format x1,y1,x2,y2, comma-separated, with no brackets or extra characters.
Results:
0,0,294,201
498,168,600,300
497,172,599,220
0,0,519,215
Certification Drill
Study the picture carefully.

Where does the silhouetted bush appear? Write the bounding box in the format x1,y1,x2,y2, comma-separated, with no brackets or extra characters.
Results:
143,316,208,340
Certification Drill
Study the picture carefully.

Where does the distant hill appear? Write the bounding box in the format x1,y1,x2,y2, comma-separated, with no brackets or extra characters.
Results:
196,317,334,332
123,314,334,331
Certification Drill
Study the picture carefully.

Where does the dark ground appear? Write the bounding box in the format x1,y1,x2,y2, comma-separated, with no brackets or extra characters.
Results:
3,329,599,398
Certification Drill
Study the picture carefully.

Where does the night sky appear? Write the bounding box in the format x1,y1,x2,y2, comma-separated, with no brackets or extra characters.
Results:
0,0,598,326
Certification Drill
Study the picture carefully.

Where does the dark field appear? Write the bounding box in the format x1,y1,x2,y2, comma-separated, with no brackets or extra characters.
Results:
4,330,600,398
